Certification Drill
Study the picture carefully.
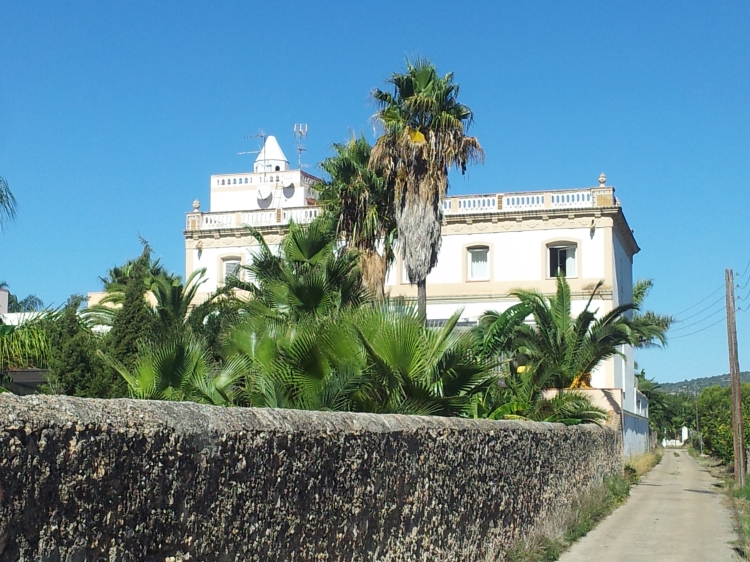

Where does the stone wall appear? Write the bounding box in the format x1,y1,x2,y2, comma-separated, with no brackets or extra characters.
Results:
0,395,621,561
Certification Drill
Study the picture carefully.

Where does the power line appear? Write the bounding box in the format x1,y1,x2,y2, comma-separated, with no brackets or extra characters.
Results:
672,285,724,318
670,316,727,339
673,294,725,323
738,276,750,291
737,288,750,302
669,306,725,332
737,258,750,278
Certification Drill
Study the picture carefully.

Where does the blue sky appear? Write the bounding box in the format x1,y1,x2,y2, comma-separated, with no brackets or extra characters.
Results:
1,1,748,383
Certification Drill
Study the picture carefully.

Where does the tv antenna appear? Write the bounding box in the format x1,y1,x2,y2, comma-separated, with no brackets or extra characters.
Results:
238,131,267,181
293,124,308,169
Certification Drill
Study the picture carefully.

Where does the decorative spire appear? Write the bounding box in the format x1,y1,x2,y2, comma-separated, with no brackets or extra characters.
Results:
254,135,290,173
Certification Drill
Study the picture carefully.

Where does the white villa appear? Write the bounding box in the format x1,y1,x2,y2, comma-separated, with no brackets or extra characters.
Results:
183,135,650,456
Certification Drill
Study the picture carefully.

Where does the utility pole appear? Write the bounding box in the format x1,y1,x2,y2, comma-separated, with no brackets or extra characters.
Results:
726,268,745,487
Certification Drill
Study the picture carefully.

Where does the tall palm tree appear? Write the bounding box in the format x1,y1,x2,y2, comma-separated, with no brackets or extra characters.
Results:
317,134,396,298
480,276,639,389
371,59,484,322
149,268,208,340
0,176,17,230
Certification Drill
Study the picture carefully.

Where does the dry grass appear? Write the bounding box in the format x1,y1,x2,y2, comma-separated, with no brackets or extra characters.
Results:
624,448,663,482
505,475,631,562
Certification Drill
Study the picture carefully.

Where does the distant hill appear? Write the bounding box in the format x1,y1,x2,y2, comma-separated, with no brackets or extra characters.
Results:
657,372,750,394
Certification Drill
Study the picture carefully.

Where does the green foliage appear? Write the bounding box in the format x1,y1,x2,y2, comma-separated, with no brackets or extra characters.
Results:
636,372,695,439
696,383,750,464
506,475,631,562
479,276,638,389
0,314,50,371
317,133,396,298
100,335,249,405
631,279,674,349
44,296,113,397
371,58,483,321
0,176,17,230
102,246,157,375
475,367,608,425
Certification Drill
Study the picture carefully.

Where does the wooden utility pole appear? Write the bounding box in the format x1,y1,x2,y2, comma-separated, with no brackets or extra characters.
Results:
726,268,745,487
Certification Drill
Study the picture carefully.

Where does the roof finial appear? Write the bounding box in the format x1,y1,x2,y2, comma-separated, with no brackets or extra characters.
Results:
192,199,201,211
598,173,607,187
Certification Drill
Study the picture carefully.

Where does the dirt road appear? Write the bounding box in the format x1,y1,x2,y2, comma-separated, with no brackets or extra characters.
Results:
558,449,739,562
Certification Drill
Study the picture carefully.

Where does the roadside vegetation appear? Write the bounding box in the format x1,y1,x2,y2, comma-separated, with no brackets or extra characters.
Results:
507,449,662,562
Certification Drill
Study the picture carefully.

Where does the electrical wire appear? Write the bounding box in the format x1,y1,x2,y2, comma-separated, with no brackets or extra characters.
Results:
671,285,724,318
673,295,725,323
738,275,750,291
670,316,726,339
737,258,750,278
737,288,750,302
669,306,725,331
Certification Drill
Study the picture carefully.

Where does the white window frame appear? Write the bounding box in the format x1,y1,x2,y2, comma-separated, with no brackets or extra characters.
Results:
467,246,490,281
547,244,577,279
222,258,241,284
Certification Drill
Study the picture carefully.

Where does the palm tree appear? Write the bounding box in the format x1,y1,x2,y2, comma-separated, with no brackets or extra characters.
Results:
476,367,608,425
371,59,484,322
351,305,495,416
317,134,396,298
232,217,367,321
480,276,639,389
630,279,673,348
149,268,208,340
99,335,249,406
0,176,17,230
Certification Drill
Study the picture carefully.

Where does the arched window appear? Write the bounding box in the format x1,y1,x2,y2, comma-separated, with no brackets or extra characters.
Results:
221,179,225,185
467,246,489,281
233,178,237,184
244,178,248,184
275,166,280,171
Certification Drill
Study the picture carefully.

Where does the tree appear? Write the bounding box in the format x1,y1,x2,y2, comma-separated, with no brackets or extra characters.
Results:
0,282,44,313
631,279,674,348
101,335,249,406
371,59,483,322
475,368,608,425
44,296,109,397
102,246,157,376
480,276,639,389
317,134,396,298
0,176,17,231
232,217,367,322
149,268,208,342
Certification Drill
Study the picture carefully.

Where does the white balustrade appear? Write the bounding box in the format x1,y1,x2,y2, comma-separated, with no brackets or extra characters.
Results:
241,211,277,226
282,207,319,223
549,190,592,208
201,213,236,229
501,194,545,211
194,206,320,230
453,196,497,214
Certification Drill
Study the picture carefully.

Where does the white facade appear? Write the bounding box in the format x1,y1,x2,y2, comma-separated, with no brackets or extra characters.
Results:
184,137,643,417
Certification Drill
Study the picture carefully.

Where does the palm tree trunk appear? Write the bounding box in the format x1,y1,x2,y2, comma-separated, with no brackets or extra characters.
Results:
360,250,386,300
417,279,427,325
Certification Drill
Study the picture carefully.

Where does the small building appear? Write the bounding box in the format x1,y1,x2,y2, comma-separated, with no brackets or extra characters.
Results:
183,135,649,456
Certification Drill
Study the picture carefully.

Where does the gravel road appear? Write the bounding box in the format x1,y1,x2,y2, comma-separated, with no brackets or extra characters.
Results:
558,449,740,561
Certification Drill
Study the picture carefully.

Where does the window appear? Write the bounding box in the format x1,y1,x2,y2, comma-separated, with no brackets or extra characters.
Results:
223,258,241,283
468,246,489,281
548,244,577,278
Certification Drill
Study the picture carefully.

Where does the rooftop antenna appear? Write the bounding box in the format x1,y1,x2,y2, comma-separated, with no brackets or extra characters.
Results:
293,124,308,169
238,131,267,182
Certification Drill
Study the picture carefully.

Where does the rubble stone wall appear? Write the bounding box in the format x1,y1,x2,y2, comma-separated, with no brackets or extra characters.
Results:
0,395,621,561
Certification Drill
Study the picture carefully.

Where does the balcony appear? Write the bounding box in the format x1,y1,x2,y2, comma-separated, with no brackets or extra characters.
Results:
186,187,617,232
